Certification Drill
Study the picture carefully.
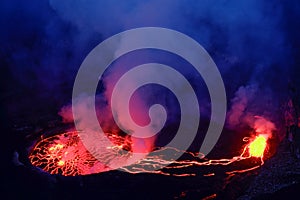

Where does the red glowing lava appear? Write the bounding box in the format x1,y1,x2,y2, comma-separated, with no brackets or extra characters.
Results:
29,131,132,176
29,130,270,177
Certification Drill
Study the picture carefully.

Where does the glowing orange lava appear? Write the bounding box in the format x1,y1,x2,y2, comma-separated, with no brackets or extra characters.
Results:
29,131,269,177
248,135,267,158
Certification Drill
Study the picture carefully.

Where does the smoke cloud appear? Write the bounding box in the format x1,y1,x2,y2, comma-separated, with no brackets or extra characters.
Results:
2,0,300,145
227,84,277,139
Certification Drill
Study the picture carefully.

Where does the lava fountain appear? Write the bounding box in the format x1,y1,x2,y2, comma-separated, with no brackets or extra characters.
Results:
248,135,267,158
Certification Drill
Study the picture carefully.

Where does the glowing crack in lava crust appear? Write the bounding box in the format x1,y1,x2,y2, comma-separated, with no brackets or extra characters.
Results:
29,130,269,176
29,131,132,176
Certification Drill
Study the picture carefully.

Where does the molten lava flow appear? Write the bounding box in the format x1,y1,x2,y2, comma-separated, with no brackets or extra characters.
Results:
29,130,270,177
29,131,133,176
248,135,267,158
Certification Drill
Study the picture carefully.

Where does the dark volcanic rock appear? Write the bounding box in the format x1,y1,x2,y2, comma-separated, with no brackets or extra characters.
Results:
238,140,300,199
